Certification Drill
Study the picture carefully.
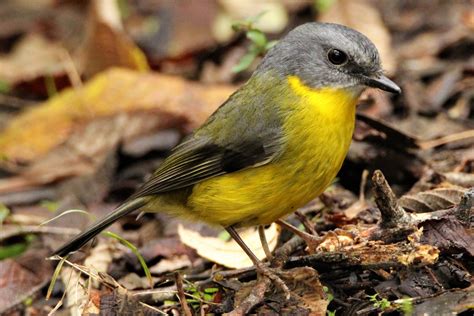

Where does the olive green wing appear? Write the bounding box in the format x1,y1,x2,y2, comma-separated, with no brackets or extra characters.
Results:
130,131,283,198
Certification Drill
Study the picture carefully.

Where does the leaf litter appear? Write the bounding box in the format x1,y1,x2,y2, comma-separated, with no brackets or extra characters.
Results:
0,0,472,315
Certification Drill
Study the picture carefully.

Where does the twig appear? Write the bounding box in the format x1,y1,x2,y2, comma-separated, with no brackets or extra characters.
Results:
226,277,271,316
372,170,411,228
272,235,305,268
455,188,473,224
0,225,80,241
359,169,369,201
419,129,474,149
285,241,439,270
175,272,192,316
294,211,318,235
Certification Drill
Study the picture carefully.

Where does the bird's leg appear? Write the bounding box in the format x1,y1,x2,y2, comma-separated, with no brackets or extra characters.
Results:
276,219,323,252
225,226,290,299
258,225,273,261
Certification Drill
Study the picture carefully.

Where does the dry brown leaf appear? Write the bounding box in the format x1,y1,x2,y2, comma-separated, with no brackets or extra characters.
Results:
0,68,234,168
78,0,149,77
178,224,279,269
421,218,474,256
286,267,327,315
0,251,53,314
131,0,218,60
149,255,192,275
318,0,396,75
0,33,66,85
399,187,467,213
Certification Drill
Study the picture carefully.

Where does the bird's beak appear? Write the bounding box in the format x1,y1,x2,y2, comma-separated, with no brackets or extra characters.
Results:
363,74,401,94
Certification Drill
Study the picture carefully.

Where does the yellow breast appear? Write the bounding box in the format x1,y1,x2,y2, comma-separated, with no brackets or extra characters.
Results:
187,76,359,227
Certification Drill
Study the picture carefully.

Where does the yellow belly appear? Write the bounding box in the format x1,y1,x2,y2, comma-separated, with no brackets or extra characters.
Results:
185,76,358,227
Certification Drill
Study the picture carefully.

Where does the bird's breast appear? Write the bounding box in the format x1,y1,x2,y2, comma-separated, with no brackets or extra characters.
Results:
275,76,358,214
187,76,358,227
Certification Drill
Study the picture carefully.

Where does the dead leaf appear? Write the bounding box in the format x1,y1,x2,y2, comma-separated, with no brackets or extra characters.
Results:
318,0,396,74
0,250,53,314
399,187,467,213
118,273,151,290
100,288,160,315
0,67,235,170
129,0,218,61
79,0,149,77
178,224,279,269
421,218,474,256
286,267,327,316
149,255,192,275
0,33,66,85
412,285,474,315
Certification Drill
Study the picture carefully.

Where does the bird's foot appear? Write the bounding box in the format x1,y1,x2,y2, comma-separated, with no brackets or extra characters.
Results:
276,219,323,253
254,261,291,300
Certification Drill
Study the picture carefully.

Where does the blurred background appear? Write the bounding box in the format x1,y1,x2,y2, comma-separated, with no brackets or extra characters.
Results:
0,0,472,315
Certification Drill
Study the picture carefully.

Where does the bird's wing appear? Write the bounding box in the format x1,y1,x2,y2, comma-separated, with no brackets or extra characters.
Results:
130,130,283,198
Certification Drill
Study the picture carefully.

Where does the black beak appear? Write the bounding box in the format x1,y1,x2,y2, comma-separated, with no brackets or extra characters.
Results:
363,74,401,94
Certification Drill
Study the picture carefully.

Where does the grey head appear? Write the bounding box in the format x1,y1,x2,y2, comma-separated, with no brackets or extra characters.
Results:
257,22,400,94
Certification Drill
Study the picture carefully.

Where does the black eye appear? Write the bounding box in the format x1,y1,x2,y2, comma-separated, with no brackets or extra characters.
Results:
327,49,348,65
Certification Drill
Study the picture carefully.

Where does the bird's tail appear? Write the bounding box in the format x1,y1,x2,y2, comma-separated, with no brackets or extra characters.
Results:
52,197,147,257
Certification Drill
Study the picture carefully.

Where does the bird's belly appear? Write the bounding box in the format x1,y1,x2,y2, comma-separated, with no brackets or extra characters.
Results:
188,115,355,227
187,83,357,227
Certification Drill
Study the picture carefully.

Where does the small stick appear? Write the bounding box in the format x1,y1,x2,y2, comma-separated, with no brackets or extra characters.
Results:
294,211,318,235
227,277,271,316
359,169,369,201
455,188,473,223
372,170,410,228
419,129,474,149
175,272,192,316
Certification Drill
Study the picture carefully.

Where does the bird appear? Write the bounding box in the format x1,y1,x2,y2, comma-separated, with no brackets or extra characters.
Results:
53,22,400,277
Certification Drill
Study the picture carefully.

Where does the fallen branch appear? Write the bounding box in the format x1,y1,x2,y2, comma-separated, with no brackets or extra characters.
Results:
175,272,192,316
285,241,439,271
372,170,411,228
226,277,271,316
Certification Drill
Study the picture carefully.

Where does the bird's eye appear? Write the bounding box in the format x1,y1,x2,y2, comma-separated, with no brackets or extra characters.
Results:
327,49,348,65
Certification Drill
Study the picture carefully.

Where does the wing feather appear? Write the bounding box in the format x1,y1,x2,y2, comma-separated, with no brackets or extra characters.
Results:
130,132,282,199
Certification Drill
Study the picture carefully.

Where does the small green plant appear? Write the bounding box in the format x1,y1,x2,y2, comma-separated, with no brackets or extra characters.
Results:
323,286,336,316
40,200,60,212
397,297,414,316
103,231,153,288
368,293,392,311
0,80,10,93
0,203,10,226
0,235,36,259
314,0,336,12
39,209,94,227
44,75,57,97
183,280,219,311
46,255,67,300
231,12,278,73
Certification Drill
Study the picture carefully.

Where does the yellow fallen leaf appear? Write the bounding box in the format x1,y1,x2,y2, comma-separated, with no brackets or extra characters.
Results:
79,0,149,77
0,68,235,168
178,224,279,269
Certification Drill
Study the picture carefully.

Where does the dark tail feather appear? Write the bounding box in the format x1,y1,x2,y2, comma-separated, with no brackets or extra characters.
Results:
52,197,147,257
